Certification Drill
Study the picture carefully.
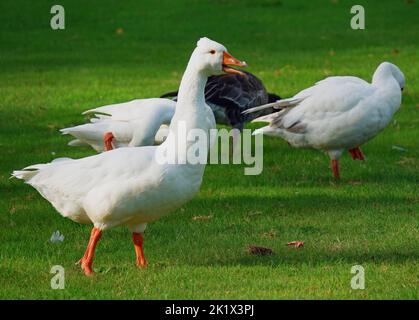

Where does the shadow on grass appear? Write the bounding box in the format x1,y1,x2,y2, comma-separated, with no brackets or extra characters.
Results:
188,193,415,214
2,180,417,270
215,251,419,268
152,195,418,267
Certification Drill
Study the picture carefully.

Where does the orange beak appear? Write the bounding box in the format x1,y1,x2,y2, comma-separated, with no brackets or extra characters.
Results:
222,51,247,75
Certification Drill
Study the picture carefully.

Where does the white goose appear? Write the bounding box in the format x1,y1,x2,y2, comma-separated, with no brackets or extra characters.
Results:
61,98,176,152
12,37,246,275
244,62,405,179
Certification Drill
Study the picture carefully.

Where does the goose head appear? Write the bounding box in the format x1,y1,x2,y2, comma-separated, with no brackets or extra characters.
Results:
373,62,405,91
189,37,247,77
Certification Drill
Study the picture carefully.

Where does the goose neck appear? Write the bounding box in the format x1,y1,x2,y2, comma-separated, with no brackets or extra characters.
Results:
176,66,207,109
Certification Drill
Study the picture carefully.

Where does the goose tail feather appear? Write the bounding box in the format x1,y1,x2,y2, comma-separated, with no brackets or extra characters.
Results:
242,97,304,115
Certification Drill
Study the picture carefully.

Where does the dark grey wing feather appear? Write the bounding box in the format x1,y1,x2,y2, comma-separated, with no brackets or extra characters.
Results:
160,71,281,129
204,71,280,128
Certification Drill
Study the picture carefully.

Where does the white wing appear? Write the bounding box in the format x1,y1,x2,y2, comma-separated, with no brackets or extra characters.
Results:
244,76,369,115
11,147,158,223
278,77,374,129
253,76,391,150
61,98,176,151
83,98,175,122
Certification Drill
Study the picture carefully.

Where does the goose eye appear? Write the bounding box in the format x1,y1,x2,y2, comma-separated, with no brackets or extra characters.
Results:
209,50,216,55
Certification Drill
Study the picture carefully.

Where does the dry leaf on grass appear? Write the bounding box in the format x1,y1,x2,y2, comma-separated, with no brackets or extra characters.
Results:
248,245,274,256
287,241,305,248
247,211,263,217
323,69,332,76
348,180,362,186
192,215,212,221
261,230,276,239
397,157,417,166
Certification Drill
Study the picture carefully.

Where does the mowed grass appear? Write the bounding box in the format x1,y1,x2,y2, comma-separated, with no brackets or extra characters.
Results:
0,0,418,299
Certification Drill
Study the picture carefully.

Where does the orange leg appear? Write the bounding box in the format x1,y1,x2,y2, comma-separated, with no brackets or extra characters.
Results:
331,159,340,179
79,227,102,276
76,227,96,265
104,132,114,151
348,147,365,160
132,233,147,268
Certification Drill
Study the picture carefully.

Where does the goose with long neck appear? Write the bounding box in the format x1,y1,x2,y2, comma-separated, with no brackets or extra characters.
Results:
172,38,247,126
12,37,247,276
60,39,250,154
163,38,246,165
166,39,219,156
245,62,405,179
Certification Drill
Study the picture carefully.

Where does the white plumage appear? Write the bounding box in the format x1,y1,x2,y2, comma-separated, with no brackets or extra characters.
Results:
12,37,246,275
61,98,175,152
246,62,405,178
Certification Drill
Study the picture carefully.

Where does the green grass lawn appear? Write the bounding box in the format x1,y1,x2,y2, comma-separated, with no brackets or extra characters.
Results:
0,0,418,299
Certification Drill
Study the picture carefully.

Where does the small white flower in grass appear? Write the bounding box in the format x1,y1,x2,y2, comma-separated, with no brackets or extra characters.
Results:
50,230,64,243
392,145,408,152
